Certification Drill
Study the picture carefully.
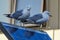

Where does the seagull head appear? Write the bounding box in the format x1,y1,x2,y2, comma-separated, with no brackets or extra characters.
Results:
27,5,31,11
44,11,52,17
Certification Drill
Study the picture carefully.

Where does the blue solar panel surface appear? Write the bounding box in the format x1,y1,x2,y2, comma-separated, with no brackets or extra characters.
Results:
0,22,51,40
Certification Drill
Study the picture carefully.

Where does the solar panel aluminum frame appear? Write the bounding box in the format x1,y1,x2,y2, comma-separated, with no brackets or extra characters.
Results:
0,22,14,40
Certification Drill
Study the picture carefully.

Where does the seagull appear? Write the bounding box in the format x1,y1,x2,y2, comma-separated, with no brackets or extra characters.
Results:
18,6,31,22
4,5,31,22
26,11,52,24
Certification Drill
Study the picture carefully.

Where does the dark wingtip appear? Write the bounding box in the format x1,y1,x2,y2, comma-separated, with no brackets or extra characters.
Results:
4,14,11,17
4,14,10,15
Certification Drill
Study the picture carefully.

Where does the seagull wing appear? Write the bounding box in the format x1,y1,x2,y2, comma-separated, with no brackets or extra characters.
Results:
26,14,43,24
36,12,50,24
12,10,23,19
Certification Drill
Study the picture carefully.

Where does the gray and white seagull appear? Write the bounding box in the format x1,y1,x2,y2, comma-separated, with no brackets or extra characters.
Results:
26,11,52,24
4,5,31,22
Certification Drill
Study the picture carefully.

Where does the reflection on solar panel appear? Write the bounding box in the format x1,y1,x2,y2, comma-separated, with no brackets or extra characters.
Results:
0,22,51,40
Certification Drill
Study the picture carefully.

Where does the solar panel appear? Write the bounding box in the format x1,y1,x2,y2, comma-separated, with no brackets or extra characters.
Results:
0,22,51,40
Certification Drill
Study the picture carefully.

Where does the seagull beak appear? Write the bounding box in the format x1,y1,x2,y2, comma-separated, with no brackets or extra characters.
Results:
27,8,31,11
49,14,52,17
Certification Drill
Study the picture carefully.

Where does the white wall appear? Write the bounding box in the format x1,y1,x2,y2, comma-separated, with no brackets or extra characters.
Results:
45,29,60,40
